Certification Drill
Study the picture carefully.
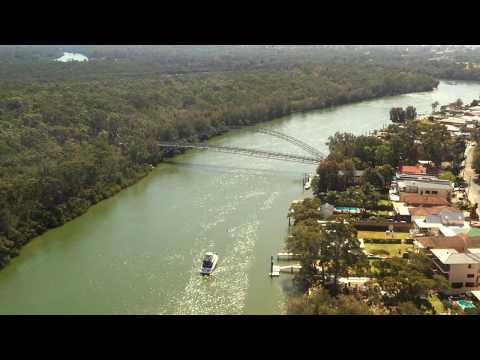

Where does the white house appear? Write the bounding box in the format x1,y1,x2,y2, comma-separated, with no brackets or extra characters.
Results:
414,235,480,294
430,248,480,294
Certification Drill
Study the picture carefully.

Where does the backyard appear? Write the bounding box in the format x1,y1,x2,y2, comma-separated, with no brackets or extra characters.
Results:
358,231,411,241
364,243,414,257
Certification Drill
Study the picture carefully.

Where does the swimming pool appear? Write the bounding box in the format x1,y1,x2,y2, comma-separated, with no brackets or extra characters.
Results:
456,299,476,310
334,207,361,214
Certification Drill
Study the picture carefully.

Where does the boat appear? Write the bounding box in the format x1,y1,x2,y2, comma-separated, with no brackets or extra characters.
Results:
200,252,219,275
304,174,312,190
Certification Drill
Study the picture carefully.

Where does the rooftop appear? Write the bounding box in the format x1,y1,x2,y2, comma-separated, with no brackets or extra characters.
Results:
437,118,467,125
392,202,410,216
431,248,480,264
399,165,427,175
414,235,480,252
409,206,453,217
402,194,450,206
398,180,452,191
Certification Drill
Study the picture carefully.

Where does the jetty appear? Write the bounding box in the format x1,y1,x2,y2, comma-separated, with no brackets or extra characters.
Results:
277,252,301,261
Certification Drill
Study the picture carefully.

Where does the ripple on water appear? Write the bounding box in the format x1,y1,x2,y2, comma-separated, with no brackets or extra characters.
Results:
260,191,279,211
173,219,259,315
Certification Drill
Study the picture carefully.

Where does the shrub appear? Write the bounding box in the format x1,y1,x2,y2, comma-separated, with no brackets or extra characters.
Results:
363,238,402,244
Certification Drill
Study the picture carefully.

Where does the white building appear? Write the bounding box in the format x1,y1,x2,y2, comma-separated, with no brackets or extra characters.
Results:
430,248,480,293
414,235,480,294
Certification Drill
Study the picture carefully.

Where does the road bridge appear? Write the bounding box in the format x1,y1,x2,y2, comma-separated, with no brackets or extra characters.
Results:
159,127,324,165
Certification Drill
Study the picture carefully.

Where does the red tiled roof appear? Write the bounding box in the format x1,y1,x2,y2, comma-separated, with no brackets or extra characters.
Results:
415,235,480,252
401,194,450,206
408,206,456,217
399,165,427,175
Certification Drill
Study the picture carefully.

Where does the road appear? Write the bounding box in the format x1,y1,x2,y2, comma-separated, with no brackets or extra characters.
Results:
462,141,480,217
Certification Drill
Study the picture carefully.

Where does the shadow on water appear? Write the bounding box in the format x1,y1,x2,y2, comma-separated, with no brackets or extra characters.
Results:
164,160,309,178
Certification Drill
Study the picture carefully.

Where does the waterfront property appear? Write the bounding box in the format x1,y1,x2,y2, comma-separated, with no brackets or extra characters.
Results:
400,194,451,207
334,206,362,214
398,165,427,176
337,169,365,185
414,235,480,294
396,179,452,201
409,204,469,237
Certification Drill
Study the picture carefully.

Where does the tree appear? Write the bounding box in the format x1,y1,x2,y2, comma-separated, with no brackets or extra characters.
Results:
287,221,325,291
374,144,396,167
397,301,424,315
312,160,341,195
287,288,372,315
439,171,456,183
320,222,365,296
431,101,439,113
289,198,323,225
472,147,480,174
362,167,386,189
390,107,406,123
375,254,450,313
454,98,463,108
405,106,417,121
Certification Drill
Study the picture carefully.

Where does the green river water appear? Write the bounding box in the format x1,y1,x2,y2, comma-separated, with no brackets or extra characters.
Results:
1,80,480,314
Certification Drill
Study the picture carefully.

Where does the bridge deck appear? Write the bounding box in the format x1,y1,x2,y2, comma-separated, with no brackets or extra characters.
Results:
158,142,322,164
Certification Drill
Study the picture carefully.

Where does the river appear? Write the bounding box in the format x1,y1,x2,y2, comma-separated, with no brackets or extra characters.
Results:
1,80,480,314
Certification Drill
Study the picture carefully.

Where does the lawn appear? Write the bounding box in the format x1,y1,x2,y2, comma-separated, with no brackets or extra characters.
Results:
468,227,480,237
364,243,414,257
358,231,411,241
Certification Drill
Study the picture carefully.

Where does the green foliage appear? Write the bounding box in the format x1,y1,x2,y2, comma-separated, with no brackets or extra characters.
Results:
0,50,443,269
287,221,366,295
324,183,382,210
364,239,402,244
390,106,416,123
374,254,450,313
289,198,323,225
439,171,456,183
473,147,480,175
287,288,372,315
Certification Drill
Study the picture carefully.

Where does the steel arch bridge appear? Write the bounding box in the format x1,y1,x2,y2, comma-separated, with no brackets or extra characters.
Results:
158,127,324,165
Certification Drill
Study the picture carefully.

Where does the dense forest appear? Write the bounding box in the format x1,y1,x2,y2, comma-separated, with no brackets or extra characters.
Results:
2,44,479,269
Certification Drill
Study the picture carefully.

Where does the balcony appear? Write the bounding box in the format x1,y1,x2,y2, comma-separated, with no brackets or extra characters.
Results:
429,254,450,274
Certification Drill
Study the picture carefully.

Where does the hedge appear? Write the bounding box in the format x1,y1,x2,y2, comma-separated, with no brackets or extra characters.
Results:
363,238,402,244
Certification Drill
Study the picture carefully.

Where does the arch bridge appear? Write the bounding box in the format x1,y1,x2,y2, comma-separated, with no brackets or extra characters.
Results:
158,126,325,165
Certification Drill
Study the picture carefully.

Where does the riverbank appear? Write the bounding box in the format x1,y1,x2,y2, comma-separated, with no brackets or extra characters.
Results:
284,92,480,314
1,80,479,314
0,69,440,270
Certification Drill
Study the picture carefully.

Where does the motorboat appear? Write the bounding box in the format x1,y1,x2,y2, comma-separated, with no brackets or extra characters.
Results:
304,174,312,190
200,252,219,275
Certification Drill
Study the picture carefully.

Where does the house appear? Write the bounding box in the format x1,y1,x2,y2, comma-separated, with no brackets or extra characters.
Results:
411,207,469,237
396,179,452,200
414,235,480,294
319,203,335,219
395,173,443,182
436,117,467,127
337,169,365,185
409,206,451,219
430,248,480,294
400,194,450,207
460,115,480,124
445,124,461,134
392,202,411,221
418,160,433,167
398,165,427,175
471,290,480,305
